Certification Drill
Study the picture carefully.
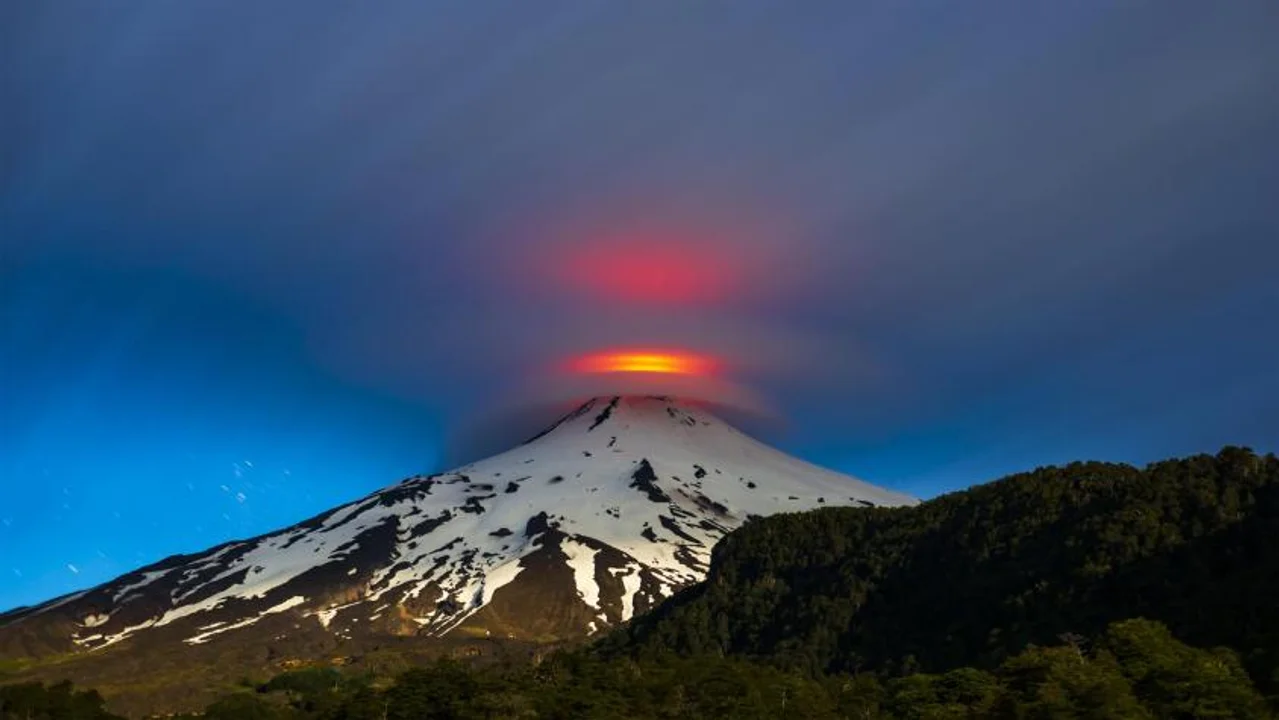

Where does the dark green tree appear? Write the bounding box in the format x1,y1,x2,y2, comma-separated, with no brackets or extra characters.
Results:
202,692,292,720
0,680,124,720
1100,618,1270,719
384,661,480,720
995,645,1147,719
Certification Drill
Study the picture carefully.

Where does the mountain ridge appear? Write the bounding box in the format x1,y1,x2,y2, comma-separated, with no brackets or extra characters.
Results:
0,396,913,661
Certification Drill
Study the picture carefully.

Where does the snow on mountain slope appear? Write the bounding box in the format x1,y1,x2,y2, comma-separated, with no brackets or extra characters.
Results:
0,396,916,654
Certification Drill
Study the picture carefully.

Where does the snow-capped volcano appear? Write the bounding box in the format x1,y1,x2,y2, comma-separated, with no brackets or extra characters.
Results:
0,396,915,656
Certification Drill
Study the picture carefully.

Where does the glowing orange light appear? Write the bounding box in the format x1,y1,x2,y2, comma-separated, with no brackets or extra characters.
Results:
570,350,718,376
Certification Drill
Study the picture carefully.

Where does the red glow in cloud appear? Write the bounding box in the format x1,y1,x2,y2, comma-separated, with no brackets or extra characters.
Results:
486,199,807,307
562,238,738,304
569,349,720,376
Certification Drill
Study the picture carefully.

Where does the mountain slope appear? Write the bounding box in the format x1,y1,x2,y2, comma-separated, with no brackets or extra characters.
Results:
607,447,1279,695
0,396,914,660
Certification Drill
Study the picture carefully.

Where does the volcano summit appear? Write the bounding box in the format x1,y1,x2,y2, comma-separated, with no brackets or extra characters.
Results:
1,397,915,659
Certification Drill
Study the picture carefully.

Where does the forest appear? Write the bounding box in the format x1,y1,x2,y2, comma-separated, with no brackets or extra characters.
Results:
3,618,1272,719
613,447,1279,695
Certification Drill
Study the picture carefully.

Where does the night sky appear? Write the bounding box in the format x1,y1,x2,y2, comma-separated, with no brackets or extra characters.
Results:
3,1,1278,612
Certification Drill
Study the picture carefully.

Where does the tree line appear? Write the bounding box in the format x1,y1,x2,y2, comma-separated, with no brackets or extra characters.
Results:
3,617,1272,718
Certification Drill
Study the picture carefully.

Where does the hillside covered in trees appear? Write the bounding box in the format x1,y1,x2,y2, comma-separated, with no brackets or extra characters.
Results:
4,618,1272,719
609,448,1279,698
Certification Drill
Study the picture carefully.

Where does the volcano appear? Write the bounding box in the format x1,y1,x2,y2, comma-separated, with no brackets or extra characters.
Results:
0,397,915,659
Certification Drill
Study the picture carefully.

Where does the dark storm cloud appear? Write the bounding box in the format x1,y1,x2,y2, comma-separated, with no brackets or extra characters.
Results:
4,1,1278,486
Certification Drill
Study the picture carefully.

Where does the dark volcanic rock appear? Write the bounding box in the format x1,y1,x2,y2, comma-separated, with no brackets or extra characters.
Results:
629,460,670,503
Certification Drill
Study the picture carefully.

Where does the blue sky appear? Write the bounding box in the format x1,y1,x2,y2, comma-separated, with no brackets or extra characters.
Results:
3,0,1278,611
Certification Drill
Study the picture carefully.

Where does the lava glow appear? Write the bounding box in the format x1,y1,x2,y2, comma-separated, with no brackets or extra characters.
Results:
570,350,719,376
565,242,732,304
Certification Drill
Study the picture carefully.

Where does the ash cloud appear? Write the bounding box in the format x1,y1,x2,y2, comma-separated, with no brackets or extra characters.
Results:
4,1,1278,489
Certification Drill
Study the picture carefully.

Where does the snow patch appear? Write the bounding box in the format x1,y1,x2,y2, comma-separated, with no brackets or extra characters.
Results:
95,618,158,650
81,613,110,628
561,538,601,611
309,600,363,630
112,570,170,604
609,563,645,622
479,557,526,606
186,595,306,645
